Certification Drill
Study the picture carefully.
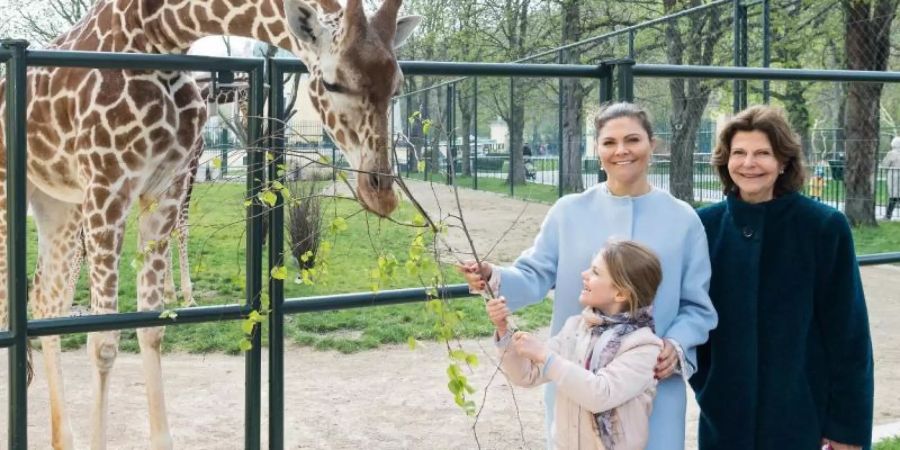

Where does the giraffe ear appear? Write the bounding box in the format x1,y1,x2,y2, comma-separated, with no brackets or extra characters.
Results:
393,15,422,49
284,0,325,45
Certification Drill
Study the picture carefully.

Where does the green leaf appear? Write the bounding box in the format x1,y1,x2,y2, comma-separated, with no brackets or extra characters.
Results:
265,151,274,161
270,265,288,280
407,336,418,350
417,161,426,172
422,119,433,136
449,349,469,362
330,217,348,233
239,339,253,352
258,190,277,207
212,157,222,169
248,310,264,323
241,319,255,334
158,309,178,320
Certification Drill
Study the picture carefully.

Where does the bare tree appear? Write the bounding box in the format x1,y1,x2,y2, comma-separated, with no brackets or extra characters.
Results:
842,0,899,226
663,0,728,203
4,0,92,45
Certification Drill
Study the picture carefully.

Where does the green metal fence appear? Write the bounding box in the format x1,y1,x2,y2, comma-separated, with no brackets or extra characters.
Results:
4,40,900,450
0,45,612,449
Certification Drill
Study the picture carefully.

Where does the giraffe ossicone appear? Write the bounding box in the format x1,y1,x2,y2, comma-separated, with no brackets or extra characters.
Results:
0,0,420,448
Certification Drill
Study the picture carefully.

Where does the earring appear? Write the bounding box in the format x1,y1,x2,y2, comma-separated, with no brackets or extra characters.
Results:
779,168,785,174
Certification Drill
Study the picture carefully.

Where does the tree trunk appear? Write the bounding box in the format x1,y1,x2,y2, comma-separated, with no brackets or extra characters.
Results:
561,79,584,192
559,0,584,193
508,90,527,185
664,0,723,203
668,80,708,201
843,0,897,226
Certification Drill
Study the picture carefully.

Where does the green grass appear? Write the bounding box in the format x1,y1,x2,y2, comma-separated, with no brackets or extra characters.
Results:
853,221,900,254
26,182,552,354
403,171,565,204
875,436,900,450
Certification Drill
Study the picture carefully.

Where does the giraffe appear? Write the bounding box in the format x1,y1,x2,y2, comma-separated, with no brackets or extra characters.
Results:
0,0,421,448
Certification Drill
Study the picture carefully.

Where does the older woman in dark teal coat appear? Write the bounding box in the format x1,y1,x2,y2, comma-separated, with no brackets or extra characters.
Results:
691,106,873,450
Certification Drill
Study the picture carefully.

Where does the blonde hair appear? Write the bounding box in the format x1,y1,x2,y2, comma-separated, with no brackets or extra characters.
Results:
600,240,662,315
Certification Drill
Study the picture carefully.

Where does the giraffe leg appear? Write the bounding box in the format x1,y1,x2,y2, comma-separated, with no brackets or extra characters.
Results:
82,186,132,450
136,195,183,450
177,149,198,307
176,197,194,307
29,189,83,450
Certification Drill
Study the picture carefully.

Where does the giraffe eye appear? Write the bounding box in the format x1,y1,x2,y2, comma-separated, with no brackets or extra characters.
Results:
322,79,342,93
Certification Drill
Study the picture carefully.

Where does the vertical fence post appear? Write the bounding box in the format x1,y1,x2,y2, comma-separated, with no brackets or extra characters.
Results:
733,0,747,112
762,0,771,103
628,30,636,59
509,78,515,197
220,126,229,179
557,51,565,198
598,63,614,184
473,78,479,191
267,58,286,450
244,60,266,450
2,38,29,450
446,84,453,185
617,60,634,102
405,95,412,178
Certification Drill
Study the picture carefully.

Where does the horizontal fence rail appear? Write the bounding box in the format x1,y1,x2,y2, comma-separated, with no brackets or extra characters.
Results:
633,64,900,82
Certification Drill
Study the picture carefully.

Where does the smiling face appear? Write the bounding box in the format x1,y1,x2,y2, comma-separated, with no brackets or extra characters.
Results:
579,253,629,315
596,116,653,192
727,130,783,204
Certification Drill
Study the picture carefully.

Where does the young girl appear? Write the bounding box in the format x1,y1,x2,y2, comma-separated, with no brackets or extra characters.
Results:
488,240,663,450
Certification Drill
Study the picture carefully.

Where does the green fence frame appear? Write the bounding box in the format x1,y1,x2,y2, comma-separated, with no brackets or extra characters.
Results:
3,40,900,450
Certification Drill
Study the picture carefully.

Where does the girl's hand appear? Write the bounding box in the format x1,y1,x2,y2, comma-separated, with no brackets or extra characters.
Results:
512,332,548,363
654,339,678,380
485,297,510,336
457,260,492,293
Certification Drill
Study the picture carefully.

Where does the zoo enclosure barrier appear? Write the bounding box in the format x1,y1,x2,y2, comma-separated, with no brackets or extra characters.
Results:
3,40,900,450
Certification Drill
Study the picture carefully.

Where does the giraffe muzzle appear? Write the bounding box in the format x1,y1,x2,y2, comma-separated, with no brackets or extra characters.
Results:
358,170,397,217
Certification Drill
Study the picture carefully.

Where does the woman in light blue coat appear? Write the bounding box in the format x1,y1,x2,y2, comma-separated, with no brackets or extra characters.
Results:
461,102,717,450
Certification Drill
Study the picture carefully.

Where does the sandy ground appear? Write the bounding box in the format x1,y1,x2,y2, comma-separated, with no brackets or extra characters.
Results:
2,180,899,449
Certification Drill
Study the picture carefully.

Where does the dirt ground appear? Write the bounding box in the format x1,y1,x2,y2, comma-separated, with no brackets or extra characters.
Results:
2,180,898,449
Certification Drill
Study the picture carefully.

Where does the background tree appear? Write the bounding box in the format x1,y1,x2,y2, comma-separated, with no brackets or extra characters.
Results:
843,0,899,226
663,0,728,203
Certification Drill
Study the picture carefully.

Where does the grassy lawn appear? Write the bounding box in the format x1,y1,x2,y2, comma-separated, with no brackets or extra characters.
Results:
876,436,900,450
26,182,551,354
853,220,900,254
402,171,563,203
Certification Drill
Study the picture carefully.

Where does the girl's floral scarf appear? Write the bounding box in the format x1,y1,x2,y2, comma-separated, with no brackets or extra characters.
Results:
580,306,655,449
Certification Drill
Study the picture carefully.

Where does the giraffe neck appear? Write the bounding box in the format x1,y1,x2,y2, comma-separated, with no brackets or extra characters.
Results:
49,0,316,60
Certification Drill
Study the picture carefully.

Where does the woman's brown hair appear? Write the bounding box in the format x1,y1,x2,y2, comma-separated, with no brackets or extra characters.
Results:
594,102,654,141
600,240,662,315
712,105,806,196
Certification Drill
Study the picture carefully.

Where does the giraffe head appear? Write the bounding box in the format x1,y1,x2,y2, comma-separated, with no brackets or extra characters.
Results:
284,0,421,217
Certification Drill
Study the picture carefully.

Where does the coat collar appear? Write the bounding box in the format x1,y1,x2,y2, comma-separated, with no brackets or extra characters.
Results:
725,190,801,227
